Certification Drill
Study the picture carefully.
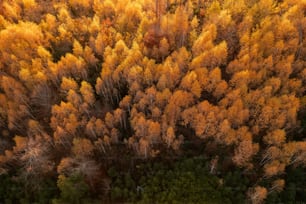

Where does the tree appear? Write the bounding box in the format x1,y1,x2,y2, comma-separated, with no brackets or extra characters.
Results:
113,108,126,129
139,138,150,158
174,6,189,47
233,140,257,168
159,37,170,59
227,99,249,128
60,77,79,93
156,88,171,108
19,136,53,192
55,173,89,204
147,120,161,144
193,113,206,137
57,156,100,193
72,39,83,56
165,126,175,148
119,95,132,113
110,128,120,144
56,53,88,81
248,186,268,204
264,160,286,178
117,1,142,34
181,106,198,127
206,67,222,92
105,112,114,129
51,101,80,147
80,81,95,106
0,0,306,202
0,76,30,131
72,138,94,158
270,179,285,193
0,21,43,77
263,129,286,147
213,80,228,99
67,90,82,108
133,115,147,138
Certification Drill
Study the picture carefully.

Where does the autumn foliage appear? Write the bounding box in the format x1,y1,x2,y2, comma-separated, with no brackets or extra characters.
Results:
0,0,306,203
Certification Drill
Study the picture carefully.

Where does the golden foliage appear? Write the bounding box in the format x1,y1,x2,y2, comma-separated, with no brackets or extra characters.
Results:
0,0,305,198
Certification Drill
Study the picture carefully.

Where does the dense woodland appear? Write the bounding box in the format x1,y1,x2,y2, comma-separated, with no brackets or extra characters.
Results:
0,0,306,203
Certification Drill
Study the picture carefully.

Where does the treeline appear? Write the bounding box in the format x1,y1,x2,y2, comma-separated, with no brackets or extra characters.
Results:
0,0,306,203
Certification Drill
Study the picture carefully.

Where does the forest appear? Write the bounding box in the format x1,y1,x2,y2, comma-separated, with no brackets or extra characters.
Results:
0,0,306,203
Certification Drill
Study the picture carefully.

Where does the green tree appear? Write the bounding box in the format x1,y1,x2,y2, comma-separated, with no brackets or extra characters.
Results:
53,173,89,204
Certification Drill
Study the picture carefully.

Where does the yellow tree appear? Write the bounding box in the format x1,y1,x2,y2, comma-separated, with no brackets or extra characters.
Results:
80,81,95,106
51,101,81,148
0,21,43,77
248,186,268,204
60,77,79,93
0,76,31,131
147,120,161,144
72,138,94,158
